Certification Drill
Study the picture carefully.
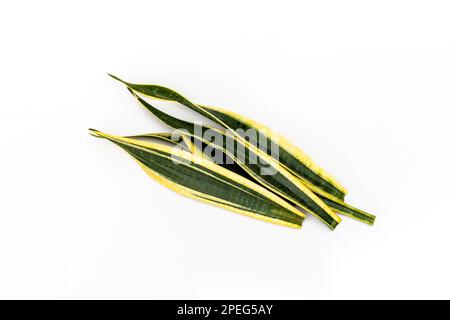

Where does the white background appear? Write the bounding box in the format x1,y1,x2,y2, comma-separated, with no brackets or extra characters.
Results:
1,1,449,299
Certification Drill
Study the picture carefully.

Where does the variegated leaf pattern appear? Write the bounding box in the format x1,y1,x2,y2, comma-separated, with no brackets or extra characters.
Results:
89,129,305,228
138,134,375,225
108,74,347,200
123,91,342,229
94,75,375,228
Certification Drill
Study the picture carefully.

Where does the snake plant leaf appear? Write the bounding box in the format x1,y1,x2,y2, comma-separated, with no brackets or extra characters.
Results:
124,91,342,230
108,74,347,201
89,129,305,229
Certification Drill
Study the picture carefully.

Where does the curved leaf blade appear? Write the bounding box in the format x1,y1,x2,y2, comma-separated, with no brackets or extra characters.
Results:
89,129,305,228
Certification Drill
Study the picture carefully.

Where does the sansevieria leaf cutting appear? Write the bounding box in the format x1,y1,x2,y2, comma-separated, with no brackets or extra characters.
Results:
89,129,305,228
90,75,375,230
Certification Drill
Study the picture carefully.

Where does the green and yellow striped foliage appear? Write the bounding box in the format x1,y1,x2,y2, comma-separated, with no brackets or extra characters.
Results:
89,75,375,230
89,129,305,229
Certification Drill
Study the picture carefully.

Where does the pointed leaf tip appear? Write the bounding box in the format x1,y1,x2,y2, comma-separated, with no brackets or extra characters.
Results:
88,128,103,138
107,73,127,85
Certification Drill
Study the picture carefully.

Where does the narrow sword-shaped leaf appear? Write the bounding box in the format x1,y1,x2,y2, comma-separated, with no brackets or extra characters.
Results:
124,91,341,229
108,74,347,200
89,129,305,228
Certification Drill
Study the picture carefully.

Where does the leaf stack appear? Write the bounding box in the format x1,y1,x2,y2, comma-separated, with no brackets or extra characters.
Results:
89,75,375,230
